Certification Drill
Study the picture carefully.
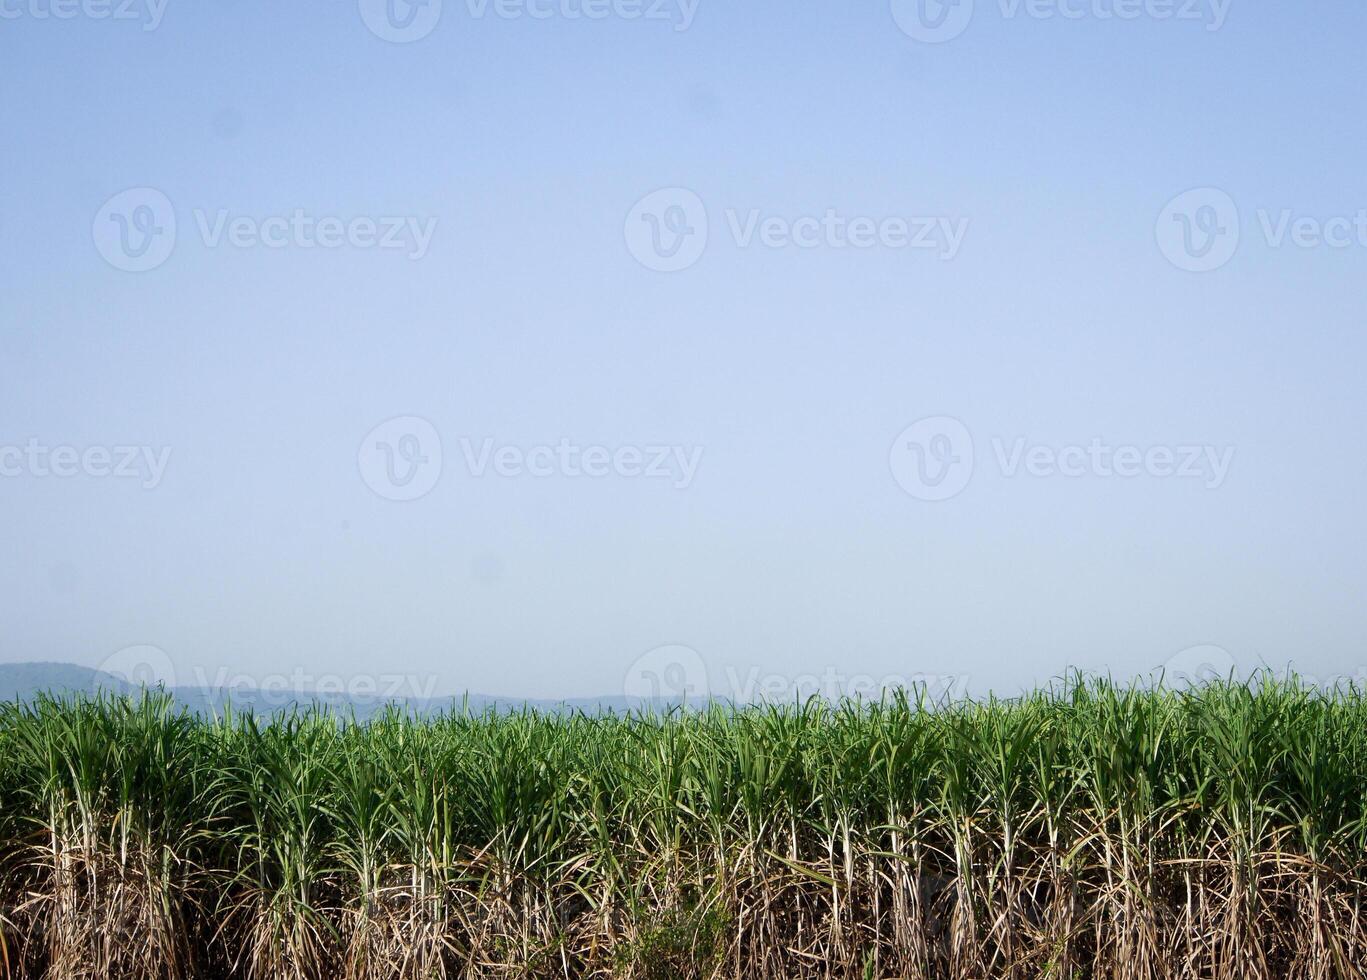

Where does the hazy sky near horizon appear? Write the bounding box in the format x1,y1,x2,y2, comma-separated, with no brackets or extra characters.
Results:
2,0,1365,700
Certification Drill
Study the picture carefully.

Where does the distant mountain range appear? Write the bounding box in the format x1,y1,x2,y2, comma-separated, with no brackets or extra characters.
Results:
0,662,647,718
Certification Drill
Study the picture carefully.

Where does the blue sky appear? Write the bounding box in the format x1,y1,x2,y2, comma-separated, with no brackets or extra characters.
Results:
2,0,1365,699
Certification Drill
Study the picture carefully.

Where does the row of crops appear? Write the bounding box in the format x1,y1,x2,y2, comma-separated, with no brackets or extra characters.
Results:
2,676,1366,978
